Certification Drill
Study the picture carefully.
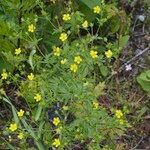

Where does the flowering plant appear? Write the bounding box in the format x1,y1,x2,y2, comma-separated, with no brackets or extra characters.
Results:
0,0,132,149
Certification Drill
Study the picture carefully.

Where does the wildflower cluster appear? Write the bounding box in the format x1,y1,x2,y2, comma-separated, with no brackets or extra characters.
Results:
0,0,132,149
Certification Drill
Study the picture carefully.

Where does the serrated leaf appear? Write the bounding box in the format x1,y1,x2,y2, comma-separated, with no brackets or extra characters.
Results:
94,82,105,97
100,65,109,77
118,35,129,48
137,70,150,95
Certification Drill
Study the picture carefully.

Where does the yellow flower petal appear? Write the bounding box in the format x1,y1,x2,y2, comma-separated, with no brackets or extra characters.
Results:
34,93,42,102
52,117,60,126
52,138,61,148
9,123,17,132
28,24,36,32
74,56,82,64
70,64,78,73
63,13,71,21
27,73,34,81
1,70,8,80
15,48,21,55
105,50,113,58
93,6,101,14
90,50,98,58
59,33,68,42
18,132,24,139
17,109,25,117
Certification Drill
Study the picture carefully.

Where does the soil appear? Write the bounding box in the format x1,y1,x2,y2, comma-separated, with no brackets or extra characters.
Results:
119,0,150,149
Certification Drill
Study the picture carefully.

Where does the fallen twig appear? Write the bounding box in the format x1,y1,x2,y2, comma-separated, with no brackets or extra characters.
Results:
106,47,150,81
129,137,144,150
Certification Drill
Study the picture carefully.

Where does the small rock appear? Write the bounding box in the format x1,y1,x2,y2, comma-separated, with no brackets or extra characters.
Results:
138,15,145,22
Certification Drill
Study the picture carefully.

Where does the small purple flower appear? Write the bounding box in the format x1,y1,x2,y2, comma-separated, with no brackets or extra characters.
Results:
125,64,132,71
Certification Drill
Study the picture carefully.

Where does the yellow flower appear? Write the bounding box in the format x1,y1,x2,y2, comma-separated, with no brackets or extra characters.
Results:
63,105,69,111
93,6,101,14
59,33,68,42
27,73,34,81
82,20,89,28
28,24,36,32
93,101,99,109
34,93,42,102
1,70,8,80
18,132,24,139
63,13,71,21
115,110,123,119
105,50,113,58
52,138,61,148
119,119,124,125
70,63,78,73
15,48,21,55
61,58,67,64
9,123,17,132
52,117,60,126
53,46,61,56
17,109,25,117
74,56,82,64
90,50,98,58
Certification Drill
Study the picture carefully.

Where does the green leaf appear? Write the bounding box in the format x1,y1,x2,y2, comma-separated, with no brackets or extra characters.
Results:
118,35,130,48
80,0,101,9
79,0,100,22
110,16,120,33
35,104,43,121
28,48,36,70
3,97,19,124
0,56,13,72
94,82,105,97
137,70,150,95
38,121,45,139
5,141,16,150
100,65,109,77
